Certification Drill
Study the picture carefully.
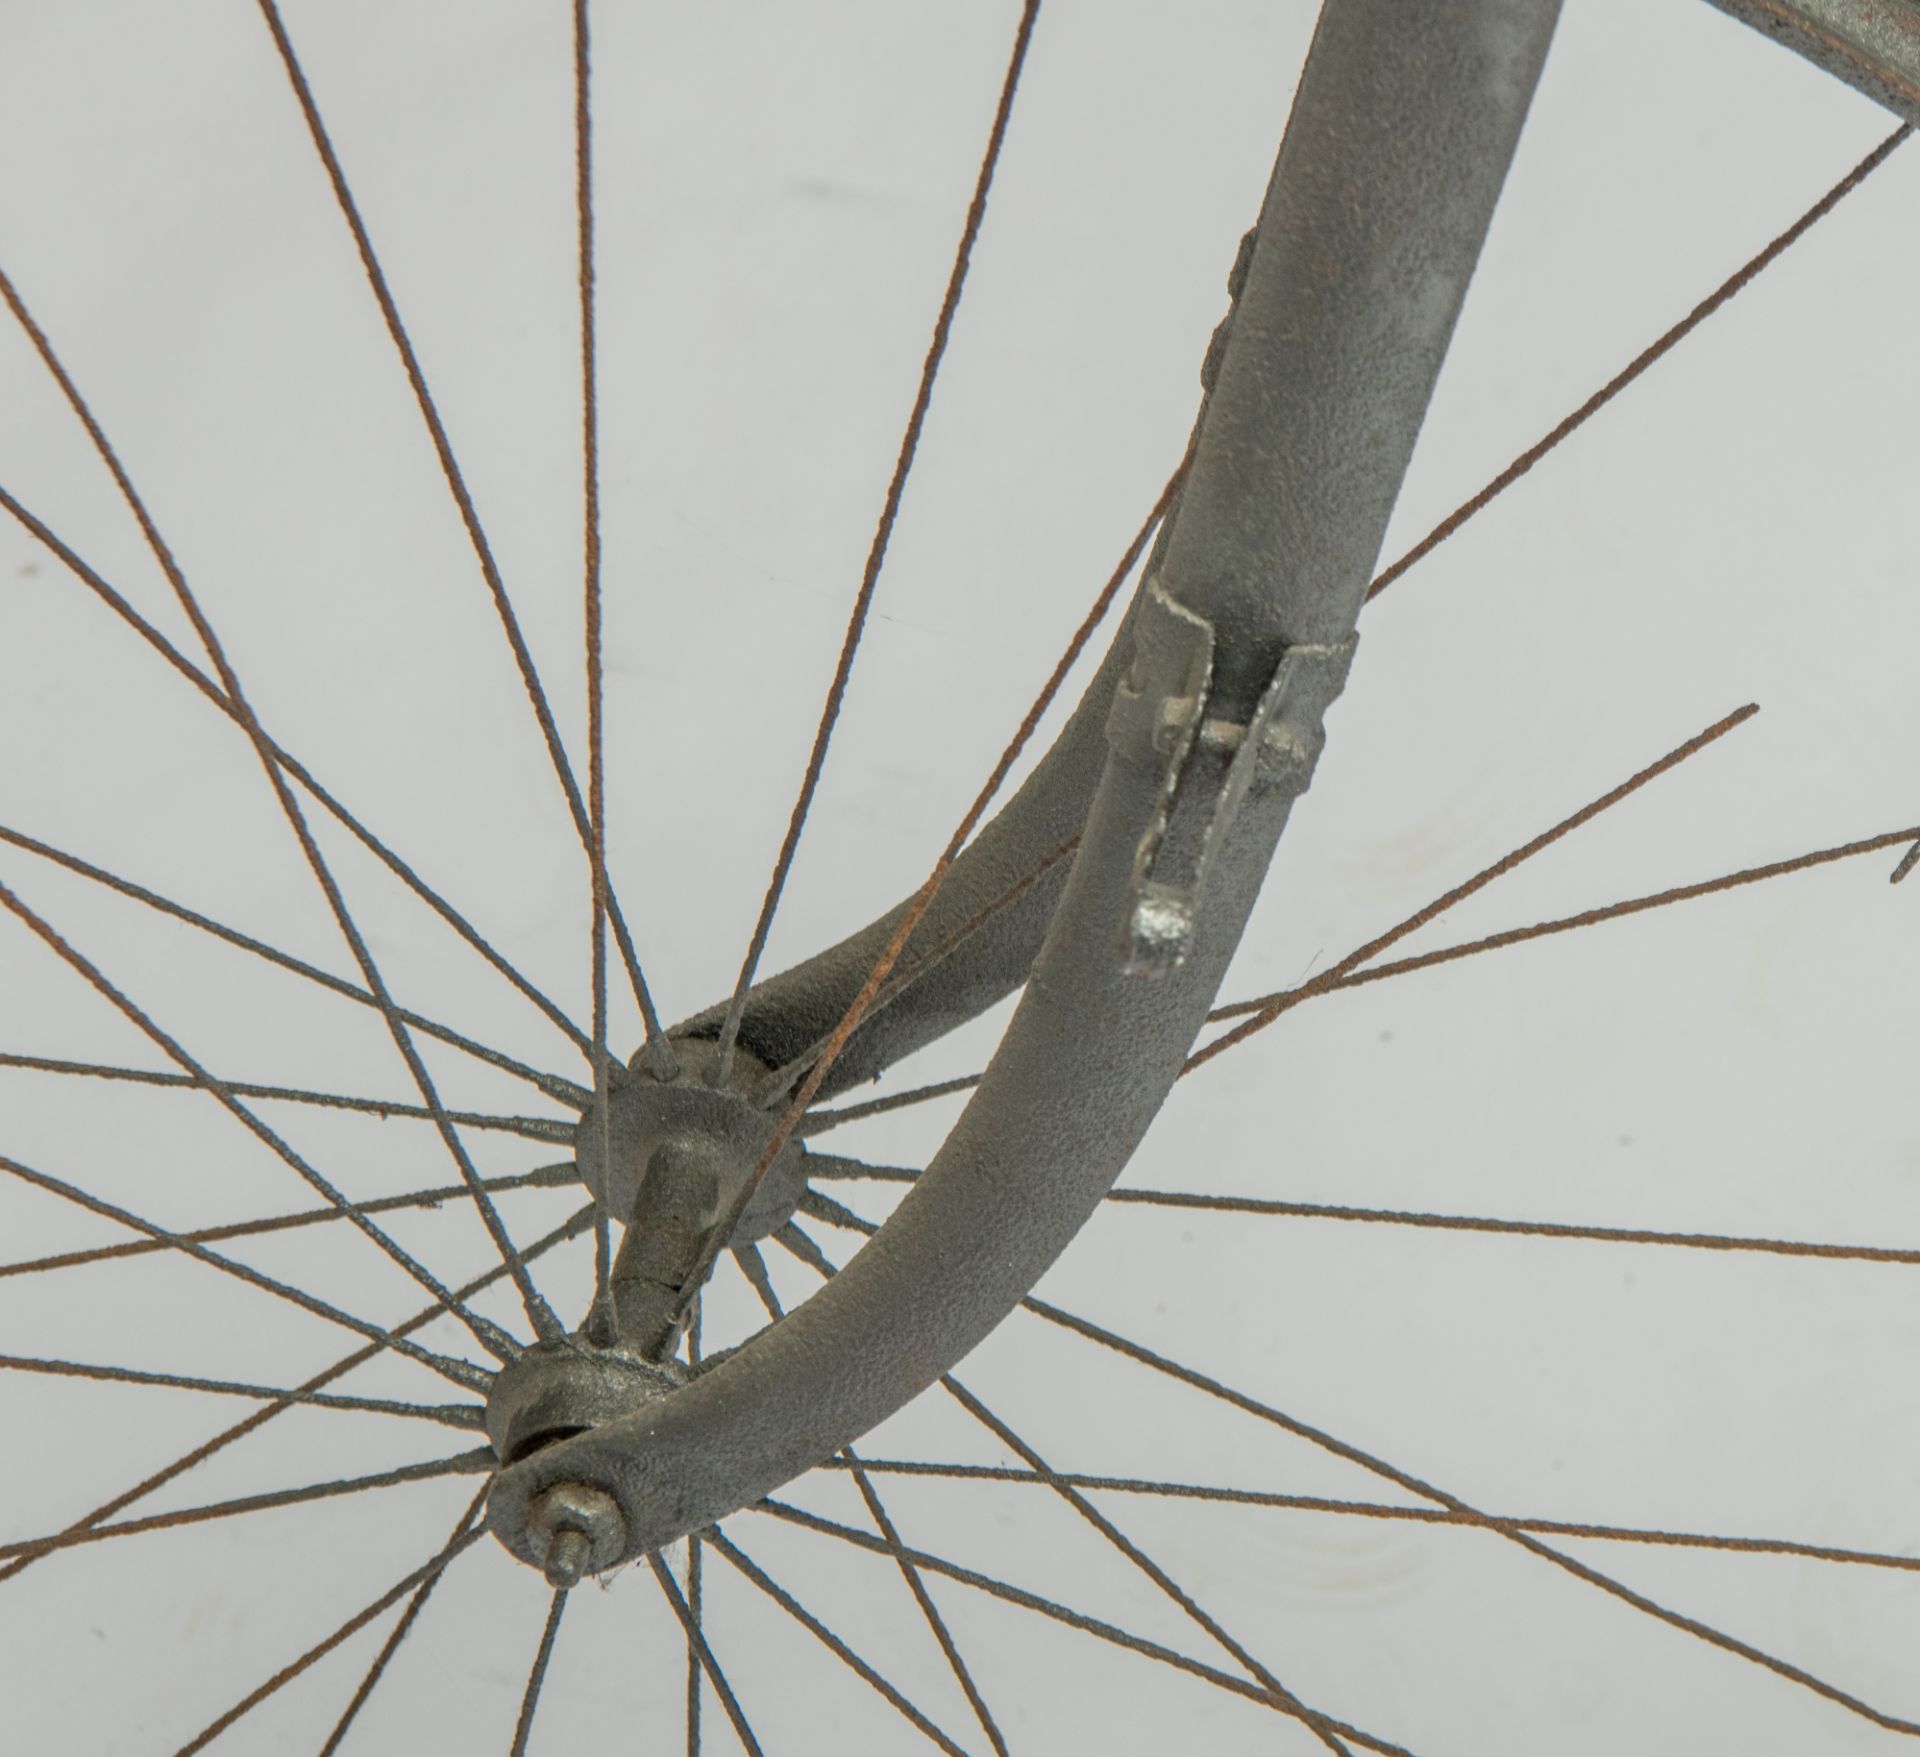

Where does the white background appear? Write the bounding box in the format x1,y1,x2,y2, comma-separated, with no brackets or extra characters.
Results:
1,1,1918,1751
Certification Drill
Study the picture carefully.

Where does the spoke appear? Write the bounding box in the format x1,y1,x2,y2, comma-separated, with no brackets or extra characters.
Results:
940,1372,1352,1757
798,1186,889,1236
91,561,560,1342
115,194,594,1320
1184,704,1758,1076
251,0,662,1041
843,1452,1010,1757
51,224,590,1297
687,1536,704,1756
780,1224,1353,1757
802,813,1920,1140
732,1239,780,1316
0,1353,482,1429
706,1530,975,1757
0,1164,573,1283
799,1076,983,1137
0,1449,491,1564
790,1192,1920,1732
687,1298,704,1757
174,1517,490,1755
575,0,670,1073
805,769,1914,1138
1022,1296,1920,1739
0,1052,572,1142
578,0,617,1324
734,1244,1009,1755
1366,124,1912,601
1098,1187,1920,1270
822,1457,1920,1577
0,1150,490,1394
0,1204,589,1586
1211,820,1920,1024
773,1220,837,1278
757,1498,1414,1757
755,834,1080,1108
803,1155,920,1183
711,0,1045,1083
320,1487,491,1757
0,482,593,1058
798,818,1920,1142
510,1588,571,1757
773,455,1178,1145
0,820,588,1104
651,1550,767,1757
0,879,528,1358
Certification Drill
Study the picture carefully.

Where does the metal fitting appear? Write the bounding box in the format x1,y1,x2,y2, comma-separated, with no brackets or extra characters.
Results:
1110,577,1356,977
572,1036,809,1243
486,1338,683,1466
527,1481,626,1589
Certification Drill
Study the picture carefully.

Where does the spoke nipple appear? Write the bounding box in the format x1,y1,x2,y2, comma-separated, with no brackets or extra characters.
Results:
543,1526,592,1590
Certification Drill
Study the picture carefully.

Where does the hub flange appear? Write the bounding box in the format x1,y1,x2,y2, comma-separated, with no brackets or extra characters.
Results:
572,1036,808,1245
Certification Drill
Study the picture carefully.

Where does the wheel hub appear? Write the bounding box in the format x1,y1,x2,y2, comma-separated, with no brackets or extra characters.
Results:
571,1036,808,1245
487,1037,812,1581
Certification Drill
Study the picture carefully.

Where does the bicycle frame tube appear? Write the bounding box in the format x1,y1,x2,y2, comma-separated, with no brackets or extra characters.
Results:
1706,0,1920,125
493,0,1565,1568
688,0,1920,1107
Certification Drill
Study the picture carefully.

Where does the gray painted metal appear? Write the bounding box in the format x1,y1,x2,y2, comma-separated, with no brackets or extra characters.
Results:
1705,0,1920,126
573,1039,807,1245
487,1342,683,1465
490,0,1565,1574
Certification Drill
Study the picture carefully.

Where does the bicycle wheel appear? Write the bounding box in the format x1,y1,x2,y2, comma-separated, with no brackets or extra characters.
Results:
2,1,1917,1752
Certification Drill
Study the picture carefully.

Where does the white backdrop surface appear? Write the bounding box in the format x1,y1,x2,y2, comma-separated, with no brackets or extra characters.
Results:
1,2,1917,1752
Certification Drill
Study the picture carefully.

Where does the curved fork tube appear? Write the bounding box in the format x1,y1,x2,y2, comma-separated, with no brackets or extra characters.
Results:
495,0,1564,1567
671,628,1123,1101
1705,0,1920,128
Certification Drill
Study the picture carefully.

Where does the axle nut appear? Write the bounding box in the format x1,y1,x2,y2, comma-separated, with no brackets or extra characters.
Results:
527,1481,626,1588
